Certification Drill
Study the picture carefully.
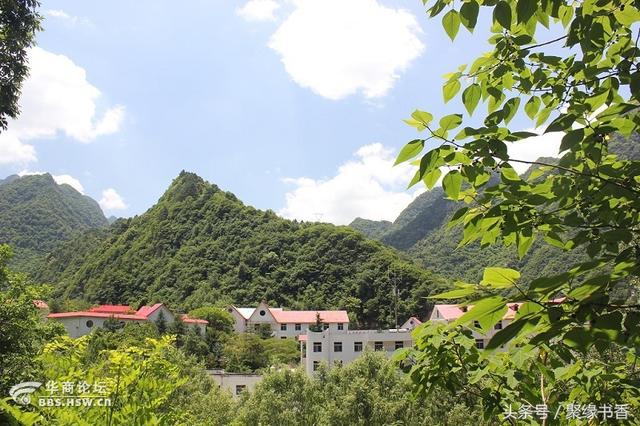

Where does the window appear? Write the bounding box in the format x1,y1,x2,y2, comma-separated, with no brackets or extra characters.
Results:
354,342,363,352
295,323,301,331
281,336,287,339
495,321,502,330
227,308,233,313
302,343,306,357
374,341,384,351
313,342,322,353
281,324,287,331
337,323,344,330
235,385,246,395
473,320,481,328
395,341,403,350
334,341,342,352
313,361,320,371
475,339,485,349
86,320,94,328
259,310,266,316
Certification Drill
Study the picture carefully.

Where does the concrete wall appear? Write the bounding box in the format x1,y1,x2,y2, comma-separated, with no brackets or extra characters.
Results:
207,371,263,397
303,329,413,375
55,317,144,338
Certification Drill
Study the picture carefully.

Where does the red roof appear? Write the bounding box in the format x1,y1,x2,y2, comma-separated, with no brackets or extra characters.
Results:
89,305,135,314
136,303,163,318
270,310,348,324
433,303,526,321
48,311,147,320
181,314,208,325
298,334,308,342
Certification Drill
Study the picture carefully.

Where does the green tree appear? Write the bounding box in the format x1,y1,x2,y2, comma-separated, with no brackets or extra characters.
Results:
0,245,64,395
155,310,167,334
222,333,268,373
0,0,41,130
396,0,640,421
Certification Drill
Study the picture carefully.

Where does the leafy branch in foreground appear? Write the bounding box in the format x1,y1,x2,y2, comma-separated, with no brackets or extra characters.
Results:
398,0,640,422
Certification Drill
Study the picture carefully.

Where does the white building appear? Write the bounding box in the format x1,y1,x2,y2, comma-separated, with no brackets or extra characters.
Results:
207,370,262,397
48,303,207,338
228,302,349,339
300,327,415,375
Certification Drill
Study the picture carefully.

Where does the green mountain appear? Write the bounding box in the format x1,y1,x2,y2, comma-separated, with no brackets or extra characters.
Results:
0,173,108,273
38,172,449,328
349,135,639,283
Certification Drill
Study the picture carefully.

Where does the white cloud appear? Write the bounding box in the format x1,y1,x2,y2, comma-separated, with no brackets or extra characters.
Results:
99,188,127,211
17,170,86,194
237,0,280,22
268,0,424,100
506,131,563,174
279,143,423,225
0,131,36,165
0,47,124,166
44,9,91,26
10,47,125,143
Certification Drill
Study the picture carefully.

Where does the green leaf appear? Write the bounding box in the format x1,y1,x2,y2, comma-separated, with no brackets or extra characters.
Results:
460,0,479,31
494,1,512,29
423,167,442,190
486,318,535,349
545,114,576,133
411,109,434,127
439,114,463,131
394,140,424,165
502,97,520,124
500,166,520,182
524,96,540,120
442,170,463,200
517,230,534,258
453,296,507,331
442,10,461,41
430,286,475,299
516,0,537,24
443,79,461,103
462,84,481,115
481,267,520,288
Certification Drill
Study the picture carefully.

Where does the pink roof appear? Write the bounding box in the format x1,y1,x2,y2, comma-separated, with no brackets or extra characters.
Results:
407,316,422,325
433,302,529,321
89,305,135,314
270,310,349,324
181,314,208,325
298,334,308,342
48,311,147,320
136,303,163,318
33,300,49,309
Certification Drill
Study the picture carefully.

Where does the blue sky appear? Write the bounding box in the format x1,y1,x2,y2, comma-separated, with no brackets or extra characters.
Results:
0,0,562,224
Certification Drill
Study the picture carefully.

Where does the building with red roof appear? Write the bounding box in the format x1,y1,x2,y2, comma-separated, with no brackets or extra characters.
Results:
48,303,207,338
228,302,349,339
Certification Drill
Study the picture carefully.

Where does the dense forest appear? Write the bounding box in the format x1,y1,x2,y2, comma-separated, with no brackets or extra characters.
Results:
36,172,450,328
0,174,108,274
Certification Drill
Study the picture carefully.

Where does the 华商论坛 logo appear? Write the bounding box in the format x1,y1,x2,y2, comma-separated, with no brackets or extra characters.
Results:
9,382,42,405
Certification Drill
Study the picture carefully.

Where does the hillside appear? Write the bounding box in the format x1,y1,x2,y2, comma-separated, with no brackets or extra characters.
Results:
349,136,639,282
0,174,108,273
38,172,450,328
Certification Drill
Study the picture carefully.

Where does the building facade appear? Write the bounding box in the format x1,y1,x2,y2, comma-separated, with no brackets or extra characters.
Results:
228,302,349,339
48,303,207,338
300,328,414,374
207,370,263,397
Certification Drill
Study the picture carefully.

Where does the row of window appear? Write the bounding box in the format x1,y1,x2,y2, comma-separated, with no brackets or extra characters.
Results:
280,323,344,331
312,341,404,353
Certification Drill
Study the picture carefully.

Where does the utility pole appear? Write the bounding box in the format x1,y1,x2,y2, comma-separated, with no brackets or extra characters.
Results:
390,267,399,330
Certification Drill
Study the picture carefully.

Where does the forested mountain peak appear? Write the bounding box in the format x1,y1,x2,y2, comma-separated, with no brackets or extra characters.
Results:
0,173,108,273
39,173,449,328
